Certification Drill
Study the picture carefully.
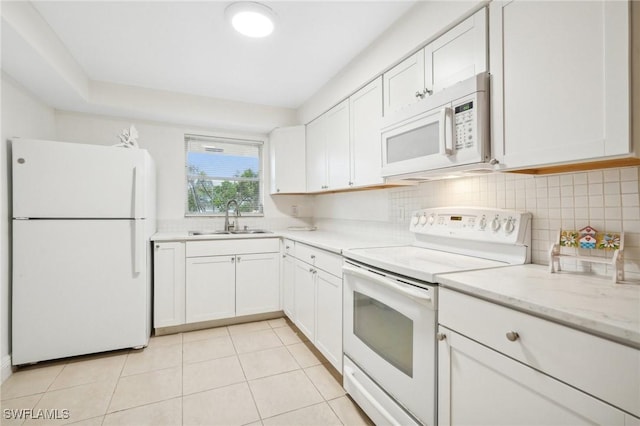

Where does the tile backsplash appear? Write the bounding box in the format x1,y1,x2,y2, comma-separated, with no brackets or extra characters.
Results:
386,167,640,281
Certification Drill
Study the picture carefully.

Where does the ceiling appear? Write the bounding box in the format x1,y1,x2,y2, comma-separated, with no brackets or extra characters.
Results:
30,1,416,109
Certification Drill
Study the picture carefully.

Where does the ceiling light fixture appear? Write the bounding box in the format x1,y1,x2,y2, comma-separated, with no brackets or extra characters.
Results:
225,2,276,38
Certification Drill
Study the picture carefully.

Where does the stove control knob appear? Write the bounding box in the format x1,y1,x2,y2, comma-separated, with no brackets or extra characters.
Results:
490,216,501,232
478,216,487,230
419,214,428,226
504,217,515,235
411,215,419,226
427,214,435,225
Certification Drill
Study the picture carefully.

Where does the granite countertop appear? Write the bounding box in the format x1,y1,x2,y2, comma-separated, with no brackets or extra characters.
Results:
436,264,640,348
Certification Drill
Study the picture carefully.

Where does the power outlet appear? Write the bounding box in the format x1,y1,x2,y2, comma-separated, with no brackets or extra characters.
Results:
291,205,299,217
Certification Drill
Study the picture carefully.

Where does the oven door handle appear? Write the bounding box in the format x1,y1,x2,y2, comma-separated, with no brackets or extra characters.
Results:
343,264,432,305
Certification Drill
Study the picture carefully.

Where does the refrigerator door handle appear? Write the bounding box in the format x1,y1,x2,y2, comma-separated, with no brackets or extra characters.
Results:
132,219,144,274
133,166,145,219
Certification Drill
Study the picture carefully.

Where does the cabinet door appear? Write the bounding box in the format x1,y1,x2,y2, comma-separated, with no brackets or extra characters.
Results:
294,260,315,341
236,252,280,316
153,242,186,328
269,126,306,194
437,327,626,426
185,256,235,323
490,0,630,169
315,271,342,372
350,76,384,187
282,253,296,320
383,50,425,117
324,100,351,190
305,116,327,192
425,8,487,93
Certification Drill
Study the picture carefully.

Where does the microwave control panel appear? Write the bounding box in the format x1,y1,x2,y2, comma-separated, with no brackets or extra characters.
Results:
454,101,475,150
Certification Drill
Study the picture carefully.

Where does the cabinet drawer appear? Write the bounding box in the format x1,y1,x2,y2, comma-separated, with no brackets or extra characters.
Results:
439,288,640,417
295,243,342,277
186,238,279,258
282,239,295,256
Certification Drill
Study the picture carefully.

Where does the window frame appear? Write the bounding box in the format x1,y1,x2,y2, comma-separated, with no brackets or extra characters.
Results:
184,133,265,217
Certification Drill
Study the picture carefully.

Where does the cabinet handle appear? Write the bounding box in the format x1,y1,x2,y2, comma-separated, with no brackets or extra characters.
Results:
436,333,446,341
506,331,520,342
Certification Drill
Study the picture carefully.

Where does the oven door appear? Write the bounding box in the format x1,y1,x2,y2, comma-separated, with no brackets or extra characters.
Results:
381,104,454,178
343,261,436,425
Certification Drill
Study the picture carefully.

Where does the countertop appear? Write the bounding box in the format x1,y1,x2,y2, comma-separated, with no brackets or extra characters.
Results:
436,264,640,348
152,229,409,254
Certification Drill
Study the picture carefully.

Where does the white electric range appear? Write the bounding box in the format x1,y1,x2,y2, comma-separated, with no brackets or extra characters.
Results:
342,207,532,426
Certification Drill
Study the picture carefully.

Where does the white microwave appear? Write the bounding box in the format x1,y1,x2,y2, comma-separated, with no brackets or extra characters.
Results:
381,72,490,178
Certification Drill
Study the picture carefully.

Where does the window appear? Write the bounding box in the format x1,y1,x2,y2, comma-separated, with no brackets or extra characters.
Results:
185,134,263,216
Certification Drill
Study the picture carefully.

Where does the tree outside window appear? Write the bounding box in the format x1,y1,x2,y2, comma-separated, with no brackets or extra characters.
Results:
185,135,263,215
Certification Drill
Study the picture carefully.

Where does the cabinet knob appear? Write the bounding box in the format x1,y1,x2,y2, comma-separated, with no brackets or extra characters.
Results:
415,90,424,99
348,181,354,186
277,188,281,192
310,255,316,259
436,333,446,341
309,268,314,273
155,244,160,249
237,257,241,262
285,245,290,249
506,331,520,342
231,257,235,263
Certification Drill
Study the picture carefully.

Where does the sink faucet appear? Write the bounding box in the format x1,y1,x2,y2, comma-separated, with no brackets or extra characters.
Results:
224,199,240,231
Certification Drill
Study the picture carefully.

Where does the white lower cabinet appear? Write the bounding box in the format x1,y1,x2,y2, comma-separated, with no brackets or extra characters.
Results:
281,252,296,320
294,258,316,340
186,255,236,323
154,238,280,330
314,270,342,370
236,252,280,316
438,327,627,425
153,242,186,328
288,242,343,372
438,288,640,425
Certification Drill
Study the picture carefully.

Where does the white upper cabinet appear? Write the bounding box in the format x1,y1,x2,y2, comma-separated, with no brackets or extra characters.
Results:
305,100,350,192
269,126,306,194
383,50,426,116
325,100,351,189
305,116,327,192
425,7,487,93
384,8,487,117
490,0,631,170
350,76,384,187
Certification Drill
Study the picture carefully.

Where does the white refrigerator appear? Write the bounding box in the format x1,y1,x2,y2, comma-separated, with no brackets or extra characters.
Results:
11,138,156,365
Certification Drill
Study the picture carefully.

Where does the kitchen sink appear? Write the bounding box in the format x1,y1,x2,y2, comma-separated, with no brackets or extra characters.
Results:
188,229,272,236
188,231,231,235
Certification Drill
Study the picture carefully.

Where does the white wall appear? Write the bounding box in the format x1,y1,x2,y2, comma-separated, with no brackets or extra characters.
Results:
54,111,313,230
1,73,57,381
297,0,485,123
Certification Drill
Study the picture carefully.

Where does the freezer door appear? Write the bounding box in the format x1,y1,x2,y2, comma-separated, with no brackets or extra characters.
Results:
12,219,150,365
12,138,149,219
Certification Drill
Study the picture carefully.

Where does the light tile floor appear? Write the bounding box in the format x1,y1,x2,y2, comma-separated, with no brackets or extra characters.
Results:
1,318,373,426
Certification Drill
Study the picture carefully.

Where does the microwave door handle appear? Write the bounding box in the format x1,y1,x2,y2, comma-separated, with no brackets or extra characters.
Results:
439,107,454,156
